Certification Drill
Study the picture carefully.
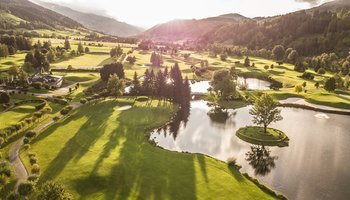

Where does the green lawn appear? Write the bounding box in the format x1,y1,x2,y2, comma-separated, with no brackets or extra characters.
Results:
0,103,36,130
0,52,27,70
236,126,289,147
22,99,275,199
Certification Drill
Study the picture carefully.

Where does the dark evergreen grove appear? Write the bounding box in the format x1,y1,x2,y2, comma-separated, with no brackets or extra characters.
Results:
130,62,191,106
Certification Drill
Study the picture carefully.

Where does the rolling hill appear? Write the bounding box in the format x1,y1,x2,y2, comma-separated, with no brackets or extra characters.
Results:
31,0,143,37
0,0,82,30
140,13,250,42
141,0,350,57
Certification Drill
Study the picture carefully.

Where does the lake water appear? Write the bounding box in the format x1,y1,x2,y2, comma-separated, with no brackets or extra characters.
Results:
190,77,271,94
150,100,350,200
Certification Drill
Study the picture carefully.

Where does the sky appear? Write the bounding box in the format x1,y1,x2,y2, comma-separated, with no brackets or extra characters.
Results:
36,0,334,28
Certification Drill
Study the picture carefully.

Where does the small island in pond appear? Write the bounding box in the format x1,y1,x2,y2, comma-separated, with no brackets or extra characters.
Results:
236,94,289,147
236,126,289,147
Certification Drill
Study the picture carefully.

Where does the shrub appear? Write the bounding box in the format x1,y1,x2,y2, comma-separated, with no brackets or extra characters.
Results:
6,192,20,200
264,65,269,70
35,101,47,110
0,92,10,104
29,157,37,165
25,131,37,139
23,144,31,150
43,83,50,90
0,165,12,177
227,157,237,167
27,175,39,182
0,175,8,186
80,98,87,104
18,181,35,196
32,82,42,89
28,152,37,157
317,68,326,75
31,164,40,174
23,138,30,144
53,116,60,121
301,72,315,80
60,105,73,115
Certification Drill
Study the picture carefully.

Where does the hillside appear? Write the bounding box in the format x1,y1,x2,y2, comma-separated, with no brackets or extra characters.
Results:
141,14,250,41
141,0,350,57
31,0,143,37
0,0,82,30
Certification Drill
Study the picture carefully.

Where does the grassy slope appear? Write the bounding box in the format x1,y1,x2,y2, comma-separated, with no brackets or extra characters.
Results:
21,99,274,200
0,103,36,129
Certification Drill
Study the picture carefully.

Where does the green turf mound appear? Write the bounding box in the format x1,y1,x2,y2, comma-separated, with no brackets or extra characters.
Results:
236,126,289,147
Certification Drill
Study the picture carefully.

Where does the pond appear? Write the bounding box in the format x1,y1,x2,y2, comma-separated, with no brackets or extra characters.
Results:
150,100,350,200
190,77,271,94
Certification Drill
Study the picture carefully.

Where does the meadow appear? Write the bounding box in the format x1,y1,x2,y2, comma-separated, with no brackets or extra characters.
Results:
20,99,276,199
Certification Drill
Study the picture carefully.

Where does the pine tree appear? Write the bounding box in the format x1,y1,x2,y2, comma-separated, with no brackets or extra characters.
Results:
142,69,151,96
170,62,183,103
131,72,141,96
182,76,191,106
77,42,84,54
155,70,166,99
64,39,71,50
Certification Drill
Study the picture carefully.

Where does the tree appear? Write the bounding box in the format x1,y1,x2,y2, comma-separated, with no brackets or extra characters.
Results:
155,70,166,98
18,181,35,197
130,72,141,96
295,85,303,94
170,62,184,103
209,69,237,100
0,44,9,57
315,82,320,89
110,45,123,57
324,77,336,92
287,50,298,64
0,92,10,104
264,65,269,70
64,39,71,50
100,63,125,82
107,74,125,98
126,56,136,65
150,52,163,67
220,54,228,61
85,47,90,54
244,56,250,67
182,77,191,106
249,94,283,133
77,42,84,54
37,181,73,200
272,45,285,62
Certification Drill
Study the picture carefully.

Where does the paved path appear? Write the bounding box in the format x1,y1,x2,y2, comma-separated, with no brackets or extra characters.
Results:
9,101,83,192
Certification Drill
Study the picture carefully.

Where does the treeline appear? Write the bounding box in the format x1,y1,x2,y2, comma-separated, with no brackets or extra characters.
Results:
201,8,350,57
98,62,191,106
84,33,137,44
0,34,32,57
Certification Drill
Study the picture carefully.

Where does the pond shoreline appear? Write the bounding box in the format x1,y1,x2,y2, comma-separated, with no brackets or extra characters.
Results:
278,103,350,116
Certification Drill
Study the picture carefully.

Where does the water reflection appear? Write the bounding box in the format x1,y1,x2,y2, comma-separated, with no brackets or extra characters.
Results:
207,103,236,125
150,100,350,200
156,105,190,139
246,145,278,176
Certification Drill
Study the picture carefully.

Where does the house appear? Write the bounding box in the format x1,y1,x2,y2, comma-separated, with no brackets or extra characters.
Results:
28,73,63,89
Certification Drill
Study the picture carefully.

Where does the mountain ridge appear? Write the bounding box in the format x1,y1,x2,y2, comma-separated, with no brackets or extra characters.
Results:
31,0,144,37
